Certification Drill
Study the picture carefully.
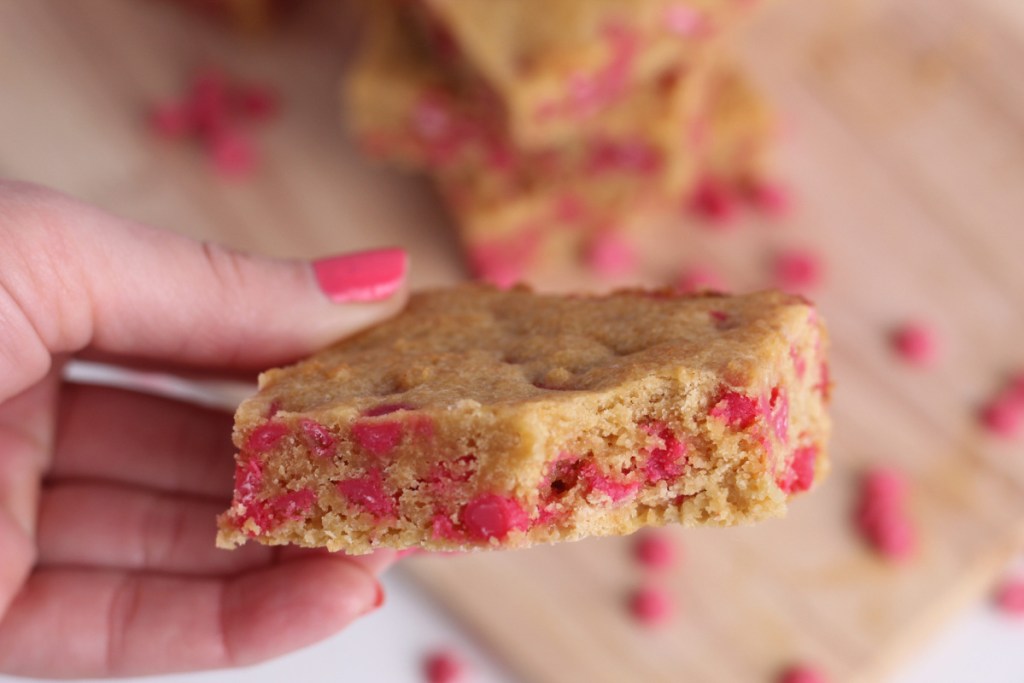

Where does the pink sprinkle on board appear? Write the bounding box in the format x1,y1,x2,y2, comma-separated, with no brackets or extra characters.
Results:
979,373,1024,439
633,531,678,571
460,494,529,541
147,66,278,177
855,467,915,561
689,177,737,226
584,231,636,278
979,393,1023,439
772,248,823,293
994,578,1024,616
423,649,467,683
778,664,829,683
890,321,940,368
629,584,674,626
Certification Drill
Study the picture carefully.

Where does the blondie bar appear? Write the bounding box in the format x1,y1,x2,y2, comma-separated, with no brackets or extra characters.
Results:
409,0,752,148
345,0,705,195
217,286,831,553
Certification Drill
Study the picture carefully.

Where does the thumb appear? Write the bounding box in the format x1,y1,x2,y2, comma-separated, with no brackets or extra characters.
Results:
0,181,408,400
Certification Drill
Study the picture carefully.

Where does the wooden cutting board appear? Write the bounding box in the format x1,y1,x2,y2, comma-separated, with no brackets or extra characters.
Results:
1,1,1022,681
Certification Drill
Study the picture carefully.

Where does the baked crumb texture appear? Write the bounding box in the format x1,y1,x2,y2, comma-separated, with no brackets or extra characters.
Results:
217,286,831,554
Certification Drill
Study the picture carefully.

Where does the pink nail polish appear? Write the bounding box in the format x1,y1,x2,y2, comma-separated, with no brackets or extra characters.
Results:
313,248,407,303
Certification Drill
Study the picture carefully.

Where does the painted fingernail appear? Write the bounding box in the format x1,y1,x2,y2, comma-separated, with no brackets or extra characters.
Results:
313,247,407,303
373,581,386,609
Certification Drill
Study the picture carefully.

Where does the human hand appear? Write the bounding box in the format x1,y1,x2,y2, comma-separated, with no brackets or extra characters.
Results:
0,181,409,677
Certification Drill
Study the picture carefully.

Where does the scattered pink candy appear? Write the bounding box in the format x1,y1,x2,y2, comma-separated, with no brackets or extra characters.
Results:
978,373,1024,440
688,177,737,226
994,578,1024,616
979,394,1023,439
423,649,467,683
778,664,829,683
629,584,674,626
584,231,636,277
890,321,940,368
633,531,678,571
855,467,916,562
146,66,279,178
772,248,823,293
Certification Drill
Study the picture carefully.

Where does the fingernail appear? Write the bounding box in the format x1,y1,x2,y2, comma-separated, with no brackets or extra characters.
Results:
313,247,407,303
362,581,386,615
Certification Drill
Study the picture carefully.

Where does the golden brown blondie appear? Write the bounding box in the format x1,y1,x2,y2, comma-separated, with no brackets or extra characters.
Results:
217,286,831,554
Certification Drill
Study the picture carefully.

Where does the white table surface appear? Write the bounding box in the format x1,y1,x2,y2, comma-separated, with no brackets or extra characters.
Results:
2,564,1023,683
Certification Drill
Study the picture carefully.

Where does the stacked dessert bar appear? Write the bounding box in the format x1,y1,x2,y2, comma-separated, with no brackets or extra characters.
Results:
345,0,777,285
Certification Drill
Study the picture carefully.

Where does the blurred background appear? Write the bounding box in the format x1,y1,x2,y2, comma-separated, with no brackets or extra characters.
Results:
1,0,1023,681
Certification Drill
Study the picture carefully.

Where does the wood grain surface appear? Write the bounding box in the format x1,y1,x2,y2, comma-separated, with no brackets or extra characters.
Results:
1,1,1022,681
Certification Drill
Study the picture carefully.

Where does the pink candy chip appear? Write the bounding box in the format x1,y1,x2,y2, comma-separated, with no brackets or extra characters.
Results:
780,445,819,494
689,177,737,226
772,248,823,293
147,67,278,178
778,664,829,683
351,419,404,457
979,375,1024,440
460,494,529,541
641,423,687,484
298,418,335,458
629,585,674,626
855,467,916,561
245,421,289,453
337,468,396,520
890,321,940,368
584,231,636,278
994,578,1024,616
633,531,678,571
709,389,759,430
423,649,466,683
579,461,641,503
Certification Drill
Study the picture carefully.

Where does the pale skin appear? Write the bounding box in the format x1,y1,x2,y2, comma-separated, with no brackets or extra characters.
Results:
0,181,408,678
